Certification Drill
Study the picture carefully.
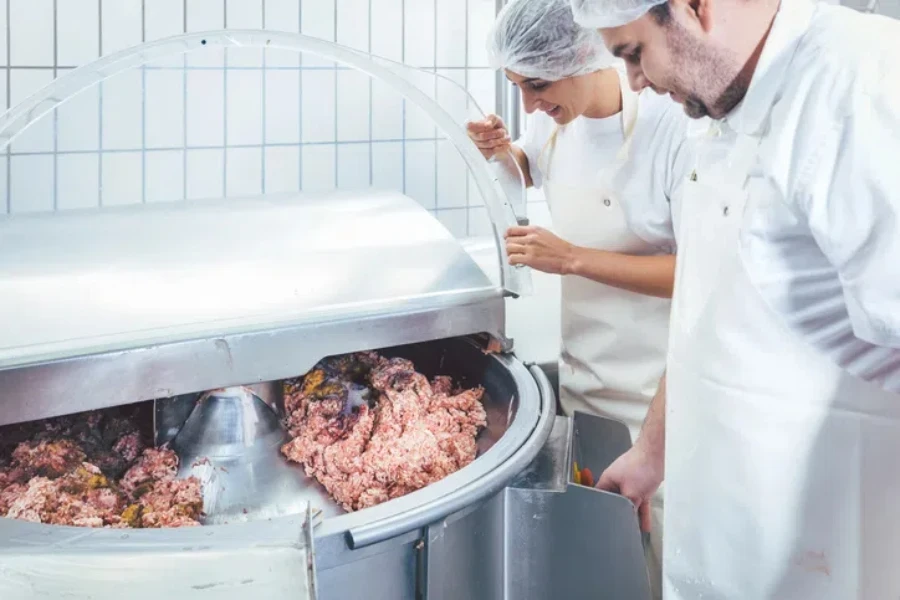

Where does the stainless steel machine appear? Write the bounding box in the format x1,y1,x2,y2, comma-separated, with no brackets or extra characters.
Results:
0,31,651,599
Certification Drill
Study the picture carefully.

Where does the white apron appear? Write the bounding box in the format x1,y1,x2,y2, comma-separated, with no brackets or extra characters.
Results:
537,71,671,600
663,115,900,597
538,76,671,443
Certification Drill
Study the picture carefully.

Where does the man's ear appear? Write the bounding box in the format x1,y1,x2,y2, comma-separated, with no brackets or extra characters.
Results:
670,0,715,33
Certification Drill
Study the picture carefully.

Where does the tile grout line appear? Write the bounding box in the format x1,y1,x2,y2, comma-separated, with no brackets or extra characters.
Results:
52,0,59,211
98,0,103,207
298,2,302,190
4,0,9,213
222,0,228,197
182,0,187,201
433,0,438,217
333,0,338,189
464,0,470,235
401,0,406,195
367,0,372,186
141,0,147,203
260,0,266,194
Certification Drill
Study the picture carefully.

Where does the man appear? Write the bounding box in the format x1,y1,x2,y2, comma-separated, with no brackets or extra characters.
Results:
570,0,900,597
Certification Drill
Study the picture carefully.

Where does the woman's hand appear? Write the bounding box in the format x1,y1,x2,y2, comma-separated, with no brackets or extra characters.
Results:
505,225,577,275
466,114,512,160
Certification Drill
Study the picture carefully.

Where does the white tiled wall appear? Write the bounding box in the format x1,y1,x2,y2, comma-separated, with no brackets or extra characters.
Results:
0,0,503,239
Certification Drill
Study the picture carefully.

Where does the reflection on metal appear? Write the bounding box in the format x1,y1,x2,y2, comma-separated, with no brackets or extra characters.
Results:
0,29,531,299
0,192,508,427
167,386,338,525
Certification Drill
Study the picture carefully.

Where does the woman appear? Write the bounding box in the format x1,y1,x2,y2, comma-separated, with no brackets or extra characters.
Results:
467,0,691,597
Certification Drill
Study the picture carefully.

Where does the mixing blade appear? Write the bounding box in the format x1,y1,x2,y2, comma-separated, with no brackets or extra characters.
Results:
162,385,342,524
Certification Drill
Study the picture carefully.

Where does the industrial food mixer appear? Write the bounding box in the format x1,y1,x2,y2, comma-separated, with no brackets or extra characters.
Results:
0,32,651,599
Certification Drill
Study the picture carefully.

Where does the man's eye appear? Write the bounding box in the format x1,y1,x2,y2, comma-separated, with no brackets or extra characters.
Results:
530,82,549,91
627,48,642,64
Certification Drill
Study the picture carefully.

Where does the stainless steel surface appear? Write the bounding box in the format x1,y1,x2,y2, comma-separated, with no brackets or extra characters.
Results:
0,506,320,600
504,411,652,600
0,191,494,371
167,386,335,525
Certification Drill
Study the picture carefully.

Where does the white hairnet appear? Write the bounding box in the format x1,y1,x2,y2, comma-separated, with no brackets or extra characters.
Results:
487,0,619,81
570,0,668,29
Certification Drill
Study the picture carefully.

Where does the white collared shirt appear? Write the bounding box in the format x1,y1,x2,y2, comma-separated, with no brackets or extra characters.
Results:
735,0,900,387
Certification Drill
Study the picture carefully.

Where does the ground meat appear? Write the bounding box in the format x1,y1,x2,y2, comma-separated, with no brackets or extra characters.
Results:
0,406,202,529
281,352,486,512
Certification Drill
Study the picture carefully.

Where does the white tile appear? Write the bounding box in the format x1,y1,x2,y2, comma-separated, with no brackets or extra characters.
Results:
370,0,402,62
0,160,8,213
405,140,436,210
57,154,100,210
101,69,143,150
264,145,299,193
9,70,54,153
186,148,224,199
146,150,185,203
468,172,484,207
10,0,54,66
225,0,263,67
186,0,225,67
226,147,262,196
301,0,335,68
58,0,100,66
10,155,54,213
468,205,493,237
466,69,497,118
467,0,495,67
57,85,101,151
186,69,225,146
336,0,368,52
371,78,402,140
404,1,434,68
226,0,261,27
436,0,466,67
263,0,300,66
0,0,8,66
264,0,299,32
145,0,185,41
336,70,369,142
436,140,467,209
405,102,437,141
101,152,142,206
436,69,469,125
101,0,142,56
264,70,300,144
226,70,263,145
301,145,335,193
0,74,6,113
371,140,402,192
145,69,185,148
436,208,468,238
336,143,369,191
301,70,335,143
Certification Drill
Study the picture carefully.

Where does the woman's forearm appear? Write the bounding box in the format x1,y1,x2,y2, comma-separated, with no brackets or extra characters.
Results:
508,144,534,188
566,247,675,298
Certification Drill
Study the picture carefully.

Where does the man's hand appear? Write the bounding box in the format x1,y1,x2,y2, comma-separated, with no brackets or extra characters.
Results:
466,114,511,160
505,225,577,275
596,442,664,532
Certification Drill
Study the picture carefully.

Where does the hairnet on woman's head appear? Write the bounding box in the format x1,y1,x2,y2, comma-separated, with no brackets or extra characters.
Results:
487,0,619,81
570,0,668,29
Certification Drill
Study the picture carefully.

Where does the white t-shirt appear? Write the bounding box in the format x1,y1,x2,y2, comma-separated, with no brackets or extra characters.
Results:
517,110,624,190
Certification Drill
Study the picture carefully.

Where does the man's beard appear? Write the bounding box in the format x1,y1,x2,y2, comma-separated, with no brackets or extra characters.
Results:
666,24,748,120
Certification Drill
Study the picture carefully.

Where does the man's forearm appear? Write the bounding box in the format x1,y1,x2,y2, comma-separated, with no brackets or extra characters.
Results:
568,249,675,298
636,373,666,473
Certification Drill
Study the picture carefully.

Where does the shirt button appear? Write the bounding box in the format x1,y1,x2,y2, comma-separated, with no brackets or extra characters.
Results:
603,199,611,207
723,206,730,216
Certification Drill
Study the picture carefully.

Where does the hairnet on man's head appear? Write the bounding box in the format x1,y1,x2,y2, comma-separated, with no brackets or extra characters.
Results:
571,0,668,29
487,0,619,81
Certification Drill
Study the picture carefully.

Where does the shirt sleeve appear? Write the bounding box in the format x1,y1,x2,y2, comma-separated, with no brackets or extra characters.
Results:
800,59,900,347
514,112,552,189
613,93,691,254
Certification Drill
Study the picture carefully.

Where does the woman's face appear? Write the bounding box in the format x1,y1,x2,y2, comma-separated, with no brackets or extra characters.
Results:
505,70,597,125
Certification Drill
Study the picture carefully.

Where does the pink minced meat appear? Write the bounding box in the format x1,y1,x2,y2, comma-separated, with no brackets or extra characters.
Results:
281,353,487,512
0,408,202,529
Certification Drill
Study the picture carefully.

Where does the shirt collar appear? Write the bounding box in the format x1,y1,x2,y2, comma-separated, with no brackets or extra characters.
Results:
722,0,818,136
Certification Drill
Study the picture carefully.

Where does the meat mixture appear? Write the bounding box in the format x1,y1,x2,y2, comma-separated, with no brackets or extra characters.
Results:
281,351,487,511
0,405,202,528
